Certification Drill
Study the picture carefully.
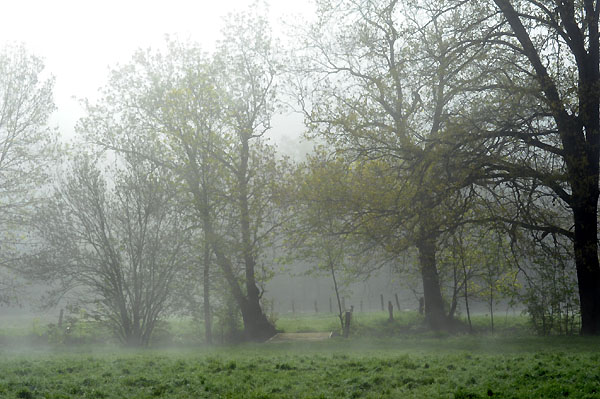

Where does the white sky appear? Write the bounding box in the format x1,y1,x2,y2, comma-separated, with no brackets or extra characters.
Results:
0,0,313,155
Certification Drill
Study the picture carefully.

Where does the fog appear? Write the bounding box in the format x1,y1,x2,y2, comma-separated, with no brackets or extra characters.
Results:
0,0,314,145
0,5,594,396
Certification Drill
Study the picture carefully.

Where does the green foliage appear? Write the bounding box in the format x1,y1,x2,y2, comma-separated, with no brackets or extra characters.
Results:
503,230,582,335
438,226,521,332
77,6,286,339
290,0,510,331
22,155,193,347
0,43,60,306
521,249,580,335
283,153,389,331
213,293,244,343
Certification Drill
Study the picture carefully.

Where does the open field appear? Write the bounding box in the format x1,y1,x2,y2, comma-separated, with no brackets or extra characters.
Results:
0,312,598,398
1,336,600,398
275,311,530,336
0,310,530,346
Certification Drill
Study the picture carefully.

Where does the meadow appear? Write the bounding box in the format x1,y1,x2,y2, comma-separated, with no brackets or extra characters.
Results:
0,312,598,398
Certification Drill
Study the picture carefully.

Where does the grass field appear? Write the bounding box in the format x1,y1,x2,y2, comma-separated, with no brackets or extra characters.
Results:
275,310,530,339
0,312,598,398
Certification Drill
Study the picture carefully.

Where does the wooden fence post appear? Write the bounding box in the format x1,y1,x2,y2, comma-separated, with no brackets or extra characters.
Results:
388,301,394,321
380,294,384,311
395,293,401,310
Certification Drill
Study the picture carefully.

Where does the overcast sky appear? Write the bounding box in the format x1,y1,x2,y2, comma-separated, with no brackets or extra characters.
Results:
0,0,313,156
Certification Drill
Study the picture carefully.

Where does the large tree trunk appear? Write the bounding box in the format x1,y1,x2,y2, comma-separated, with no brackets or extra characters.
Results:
206,220,276,342
202,238,212,345
573,201,600,335
236,135,277,341
416,235,447,331
571,2,600,333
239,291,277,341
217,249,275,341
564,20,600,334
189,169,275,341
493,0,600,335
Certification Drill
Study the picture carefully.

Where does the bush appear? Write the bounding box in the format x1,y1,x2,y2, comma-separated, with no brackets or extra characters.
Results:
521,257,580,335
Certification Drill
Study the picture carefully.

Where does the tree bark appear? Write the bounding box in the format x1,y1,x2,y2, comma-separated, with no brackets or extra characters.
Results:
448,262,459,320
238,292,276,341
206,220,276,342
202,237,212,345
492,0,600,334
236,136,277,341
186,144,275,342
330,258,345,332
461,253,473,334
573,203,600,335
416,235,447,330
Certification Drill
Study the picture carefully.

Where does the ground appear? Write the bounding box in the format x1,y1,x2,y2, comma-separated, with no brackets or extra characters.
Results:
0,312,597,398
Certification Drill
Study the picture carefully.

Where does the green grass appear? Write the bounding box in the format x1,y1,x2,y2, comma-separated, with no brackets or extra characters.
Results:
0,311,532,346
275,311,531,336
276,311,427,333
0,316,204,347
275,312,342,333
0,337,599,398
0,312,596,398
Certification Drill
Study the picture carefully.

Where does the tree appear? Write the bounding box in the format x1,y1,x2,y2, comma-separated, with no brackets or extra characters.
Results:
24,154,193,347
0,44,58,304
292,0,494,330
437,223,521,333
460,0,600,334
78,43,226,343
470,231,517,334
79,7,284,341
209,6,285,340
509,227,580,335
283,152,382,332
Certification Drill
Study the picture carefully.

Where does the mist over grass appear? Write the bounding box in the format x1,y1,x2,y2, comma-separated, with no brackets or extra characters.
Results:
1,335,599,398
0,312,596,398
0,311,530,349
